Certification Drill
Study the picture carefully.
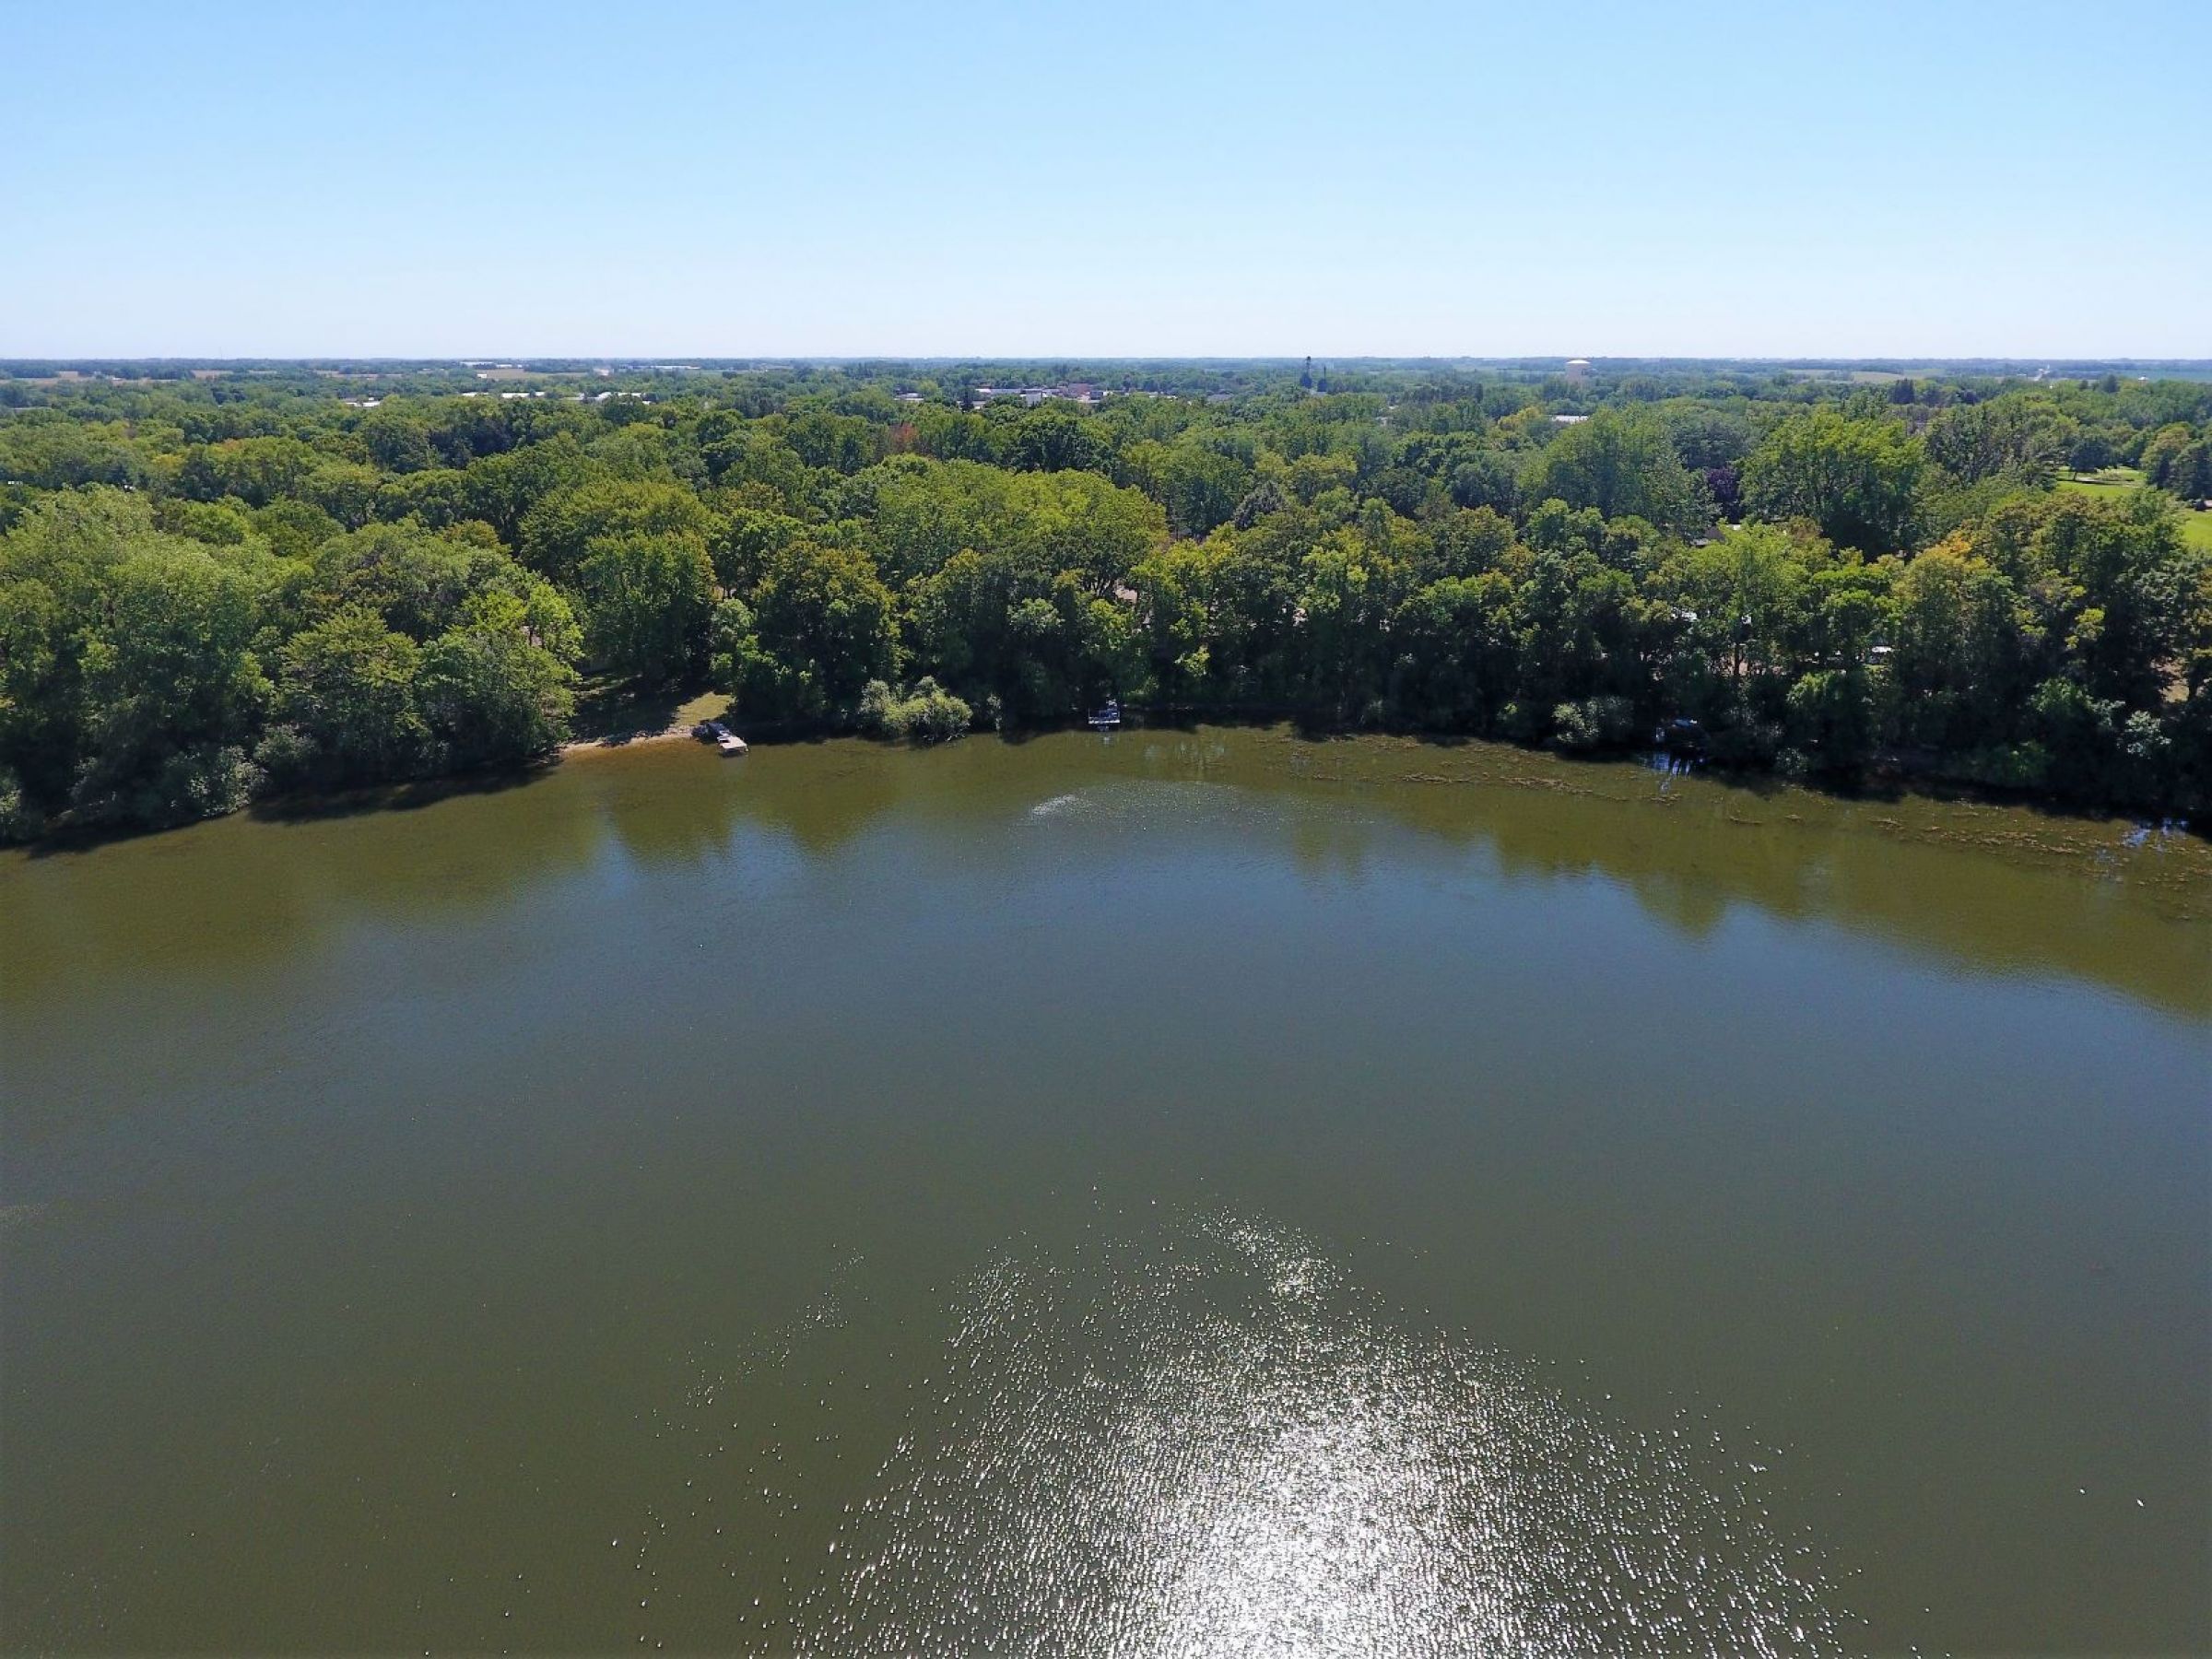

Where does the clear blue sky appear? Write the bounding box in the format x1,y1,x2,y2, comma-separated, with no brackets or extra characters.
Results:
4,0,2206,359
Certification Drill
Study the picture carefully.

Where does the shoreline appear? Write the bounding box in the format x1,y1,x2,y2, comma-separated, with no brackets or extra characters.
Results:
560,706,2207,832
6,717,2202,856
560,723,696,756
560,689,733,757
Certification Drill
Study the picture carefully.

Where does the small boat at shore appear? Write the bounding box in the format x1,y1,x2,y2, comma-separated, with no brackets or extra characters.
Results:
1088,699,1122,731
693,720,748,756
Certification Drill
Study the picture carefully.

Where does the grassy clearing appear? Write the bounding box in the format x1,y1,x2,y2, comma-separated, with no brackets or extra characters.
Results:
2053,471,2212,549
569,677,730,748
1783,369,1912,384
2057,465,2144,492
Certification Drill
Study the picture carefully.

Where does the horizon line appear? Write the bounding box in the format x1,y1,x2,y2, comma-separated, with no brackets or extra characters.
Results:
6,353,2209,367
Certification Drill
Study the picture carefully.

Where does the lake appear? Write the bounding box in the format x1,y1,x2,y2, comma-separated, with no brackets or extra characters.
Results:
3,726,2206,1654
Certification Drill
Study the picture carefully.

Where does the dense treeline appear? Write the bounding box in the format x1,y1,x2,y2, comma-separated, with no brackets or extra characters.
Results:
3,362,2209,840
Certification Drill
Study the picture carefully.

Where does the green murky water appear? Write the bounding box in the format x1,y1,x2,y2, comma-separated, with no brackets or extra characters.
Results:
3,727,2206,1654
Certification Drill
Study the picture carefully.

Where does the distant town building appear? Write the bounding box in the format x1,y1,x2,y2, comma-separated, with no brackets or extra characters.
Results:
1565,359,1593,382
971,384,1107,407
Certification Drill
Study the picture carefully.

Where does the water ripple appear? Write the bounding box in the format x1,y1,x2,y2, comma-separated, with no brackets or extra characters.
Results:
789,1211,1850,1656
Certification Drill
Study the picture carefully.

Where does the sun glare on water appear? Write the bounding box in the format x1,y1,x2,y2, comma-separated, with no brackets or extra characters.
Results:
787,1212,1847,1656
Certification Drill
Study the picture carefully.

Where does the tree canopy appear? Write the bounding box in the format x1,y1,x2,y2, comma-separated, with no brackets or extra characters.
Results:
4,356,2209,840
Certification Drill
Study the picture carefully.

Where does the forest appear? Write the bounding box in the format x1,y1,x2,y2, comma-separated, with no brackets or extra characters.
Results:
2,357,2209,841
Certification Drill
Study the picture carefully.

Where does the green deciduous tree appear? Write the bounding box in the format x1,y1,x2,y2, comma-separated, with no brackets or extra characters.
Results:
1742,409,1926,553
273,607,427,783
577,532,715,685
1521,409,1704,531
724,541,898,722
519,477,716,584
72,539,276,826
416,595,576,768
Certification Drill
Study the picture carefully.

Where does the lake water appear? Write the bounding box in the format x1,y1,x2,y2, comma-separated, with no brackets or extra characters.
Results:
3,726,2206,1654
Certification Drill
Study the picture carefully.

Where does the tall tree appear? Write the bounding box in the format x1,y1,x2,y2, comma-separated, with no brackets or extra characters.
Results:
1741,409,1926,553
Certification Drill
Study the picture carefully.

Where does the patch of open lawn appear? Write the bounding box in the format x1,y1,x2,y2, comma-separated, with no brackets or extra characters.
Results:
2056,466,2145,493
570,677,731,746
2052,477,2212,549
